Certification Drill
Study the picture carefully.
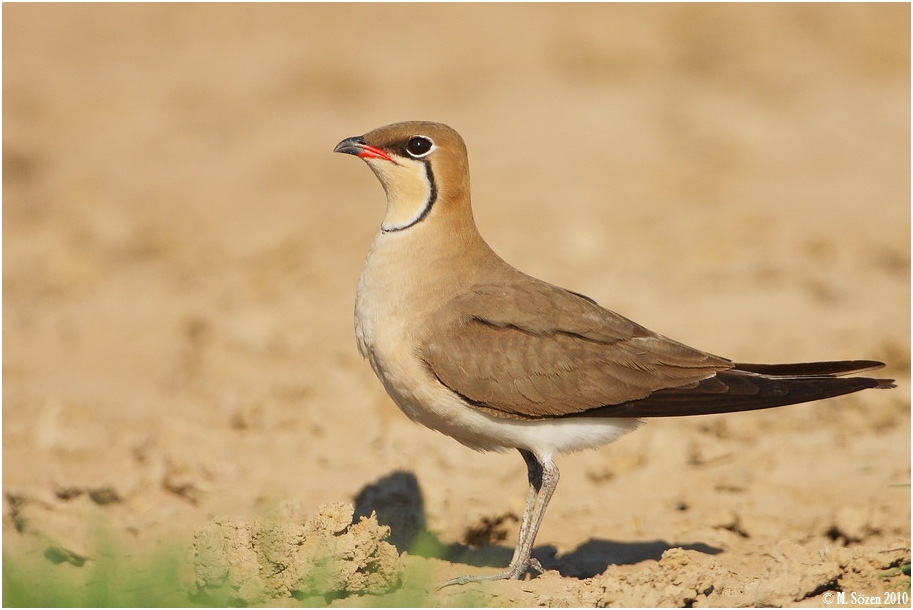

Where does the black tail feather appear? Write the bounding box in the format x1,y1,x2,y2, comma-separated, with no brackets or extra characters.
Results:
586,360,894,419
734,360,886,377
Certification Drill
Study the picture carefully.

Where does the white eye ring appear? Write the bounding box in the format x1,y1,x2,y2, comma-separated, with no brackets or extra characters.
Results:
405,135,435,158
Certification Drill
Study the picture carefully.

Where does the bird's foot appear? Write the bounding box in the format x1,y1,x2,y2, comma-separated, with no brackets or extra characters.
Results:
435,557,545,590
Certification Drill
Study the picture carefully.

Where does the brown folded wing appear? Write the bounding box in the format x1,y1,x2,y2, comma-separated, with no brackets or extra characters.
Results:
422,280,733,419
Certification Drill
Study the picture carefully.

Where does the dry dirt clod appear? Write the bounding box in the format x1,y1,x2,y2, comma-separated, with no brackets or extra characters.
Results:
192,501,403,605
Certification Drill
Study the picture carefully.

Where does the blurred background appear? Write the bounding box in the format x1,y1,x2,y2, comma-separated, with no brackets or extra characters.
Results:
3,3,909,599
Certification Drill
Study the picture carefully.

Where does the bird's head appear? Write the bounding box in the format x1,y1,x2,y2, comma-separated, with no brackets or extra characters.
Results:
334,121,471,233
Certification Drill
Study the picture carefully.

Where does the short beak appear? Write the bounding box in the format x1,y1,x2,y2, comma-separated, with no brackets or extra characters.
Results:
333,136,393,162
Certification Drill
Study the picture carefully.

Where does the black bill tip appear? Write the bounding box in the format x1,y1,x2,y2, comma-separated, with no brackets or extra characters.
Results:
334,135,366,155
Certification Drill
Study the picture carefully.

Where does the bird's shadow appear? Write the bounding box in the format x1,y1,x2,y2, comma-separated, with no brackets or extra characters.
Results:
352,470,722,579
432,538,721,579
542,539,721,578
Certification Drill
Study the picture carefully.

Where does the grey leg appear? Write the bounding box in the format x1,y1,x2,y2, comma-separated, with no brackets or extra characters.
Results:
437,449,560,589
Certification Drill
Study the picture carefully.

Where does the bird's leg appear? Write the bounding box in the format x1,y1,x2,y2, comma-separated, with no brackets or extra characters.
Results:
437,449,559,590
518,450,558,576
506,450,544,575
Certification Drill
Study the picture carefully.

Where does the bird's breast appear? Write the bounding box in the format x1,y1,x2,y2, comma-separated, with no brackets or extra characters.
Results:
353,229,485,433
355,229,451,393
355,225,474,355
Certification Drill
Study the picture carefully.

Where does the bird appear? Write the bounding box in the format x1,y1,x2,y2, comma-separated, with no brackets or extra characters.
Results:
333,120,894,588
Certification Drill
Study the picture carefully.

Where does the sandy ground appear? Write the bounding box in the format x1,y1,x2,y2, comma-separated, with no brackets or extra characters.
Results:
3,4,910,607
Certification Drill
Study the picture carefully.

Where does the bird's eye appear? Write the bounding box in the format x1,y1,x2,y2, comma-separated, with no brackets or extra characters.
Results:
406,136,434,158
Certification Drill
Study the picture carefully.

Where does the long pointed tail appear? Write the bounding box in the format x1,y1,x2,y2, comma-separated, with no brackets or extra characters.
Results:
600,360,894,418
733,360,890,378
